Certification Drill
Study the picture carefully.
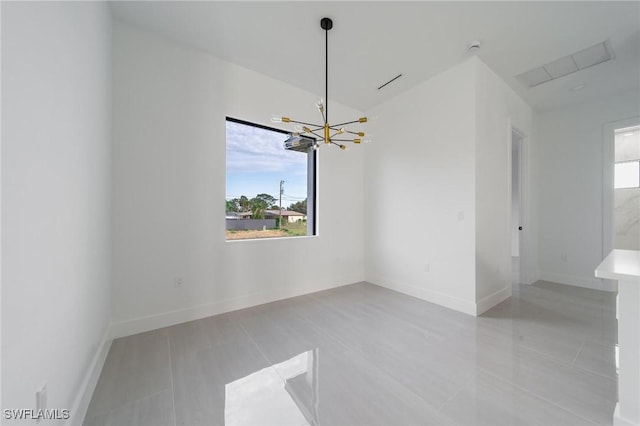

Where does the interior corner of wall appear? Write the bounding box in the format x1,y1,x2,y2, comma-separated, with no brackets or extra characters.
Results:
476,285,511,316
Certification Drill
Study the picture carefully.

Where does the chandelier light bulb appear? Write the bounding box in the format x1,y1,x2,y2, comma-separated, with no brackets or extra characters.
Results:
271,115,291,123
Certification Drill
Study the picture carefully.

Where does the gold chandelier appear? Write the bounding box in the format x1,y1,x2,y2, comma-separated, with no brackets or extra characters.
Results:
272,17,370,151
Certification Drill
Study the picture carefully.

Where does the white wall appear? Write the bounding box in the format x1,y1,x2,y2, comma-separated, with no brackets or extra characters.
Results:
364,59,478,315
2,2,112,424
474,58,532,309
111,22,365,337
535,90,640,291
364,57,533,316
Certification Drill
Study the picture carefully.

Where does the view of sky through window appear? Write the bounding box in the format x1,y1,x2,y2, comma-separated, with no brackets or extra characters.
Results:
225,119,308,206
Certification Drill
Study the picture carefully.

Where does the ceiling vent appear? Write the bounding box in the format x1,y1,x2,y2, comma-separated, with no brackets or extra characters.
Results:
516,41,614,88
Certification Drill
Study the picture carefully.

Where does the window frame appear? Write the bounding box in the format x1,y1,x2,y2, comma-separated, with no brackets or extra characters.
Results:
225,117,317,240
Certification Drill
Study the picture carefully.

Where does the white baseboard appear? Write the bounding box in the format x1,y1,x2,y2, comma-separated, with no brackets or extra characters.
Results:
613,402,637,426
476,286,512,315
521,269,540,285
111,281,351,339
539,271,616,292
68,324,112,426
366,274,477,316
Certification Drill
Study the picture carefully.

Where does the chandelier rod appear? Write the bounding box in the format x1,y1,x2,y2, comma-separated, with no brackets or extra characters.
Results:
320,17,333,127
325,20,328,126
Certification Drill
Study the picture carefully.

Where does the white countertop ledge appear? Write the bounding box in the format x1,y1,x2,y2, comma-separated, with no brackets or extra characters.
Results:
595,249,640,282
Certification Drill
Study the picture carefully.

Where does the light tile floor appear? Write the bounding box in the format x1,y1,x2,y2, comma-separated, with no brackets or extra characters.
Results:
84,281,617,425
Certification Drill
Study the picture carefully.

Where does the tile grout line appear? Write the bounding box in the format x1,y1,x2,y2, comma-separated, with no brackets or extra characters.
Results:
514,338,617,381
166,334,178,426
572,340,586,363
435,372,477,414
572,363,618,381
85,389,170,424
479,367,600,426
233,316,313,393
234,316,282,378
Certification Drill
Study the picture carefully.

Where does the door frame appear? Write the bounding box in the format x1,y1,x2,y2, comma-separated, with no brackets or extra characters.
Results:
509,123,528,285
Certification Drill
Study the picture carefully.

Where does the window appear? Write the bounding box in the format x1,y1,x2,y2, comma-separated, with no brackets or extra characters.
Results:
615,161,640,189
225,117,316,240
614,127,640,189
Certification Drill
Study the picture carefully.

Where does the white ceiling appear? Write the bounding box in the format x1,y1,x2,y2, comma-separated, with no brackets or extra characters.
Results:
110,1,640,112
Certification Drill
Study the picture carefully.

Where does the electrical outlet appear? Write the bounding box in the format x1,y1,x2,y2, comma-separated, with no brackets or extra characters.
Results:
174,277,183,288
561,253,568,262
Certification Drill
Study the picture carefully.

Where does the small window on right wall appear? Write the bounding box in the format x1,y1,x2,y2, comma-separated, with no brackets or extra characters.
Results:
613,125,639,251
615,161,640,189
614,127,640,189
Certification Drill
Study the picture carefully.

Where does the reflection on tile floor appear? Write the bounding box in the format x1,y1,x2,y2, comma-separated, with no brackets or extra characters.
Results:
84,281,617,425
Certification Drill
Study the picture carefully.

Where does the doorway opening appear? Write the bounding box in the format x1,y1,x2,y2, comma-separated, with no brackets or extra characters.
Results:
511,128,525,285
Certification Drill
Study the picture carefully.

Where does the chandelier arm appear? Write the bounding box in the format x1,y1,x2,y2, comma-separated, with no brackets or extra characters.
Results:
308,130,324,140
331,119,362,127
288,119,324,128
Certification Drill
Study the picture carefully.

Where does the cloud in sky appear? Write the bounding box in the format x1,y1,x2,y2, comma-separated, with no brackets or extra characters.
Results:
226,120,309,201
226,120,307,173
